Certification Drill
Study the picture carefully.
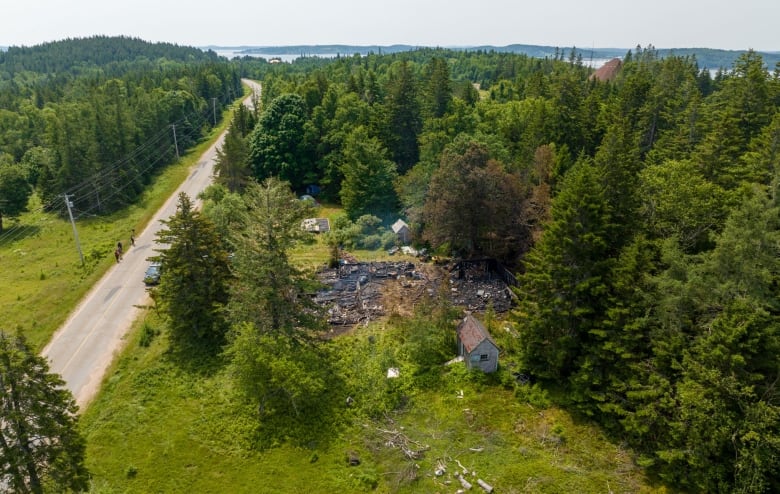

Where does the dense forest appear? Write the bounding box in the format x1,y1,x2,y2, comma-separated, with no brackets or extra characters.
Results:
1,36,780,492
0,36,240,227
218,46,779,492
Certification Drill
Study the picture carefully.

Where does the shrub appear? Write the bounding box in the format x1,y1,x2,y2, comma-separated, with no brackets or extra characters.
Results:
138,322,158,347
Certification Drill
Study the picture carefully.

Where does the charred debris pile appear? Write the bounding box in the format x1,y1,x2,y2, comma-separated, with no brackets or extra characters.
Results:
314,257,515,326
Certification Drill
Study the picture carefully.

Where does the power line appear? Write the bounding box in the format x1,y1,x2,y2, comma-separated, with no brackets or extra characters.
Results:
63,194,84,266
0,85,238,247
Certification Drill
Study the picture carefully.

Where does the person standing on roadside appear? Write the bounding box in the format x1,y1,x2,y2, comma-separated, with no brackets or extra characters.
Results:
130,229,135,247
114,248,121,263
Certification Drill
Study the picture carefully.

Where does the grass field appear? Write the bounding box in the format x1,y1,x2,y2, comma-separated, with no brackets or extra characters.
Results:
81,310,663,493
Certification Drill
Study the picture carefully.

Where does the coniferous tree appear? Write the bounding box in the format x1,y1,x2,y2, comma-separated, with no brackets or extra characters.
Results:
0,332,89,494
654,188,780,492
226,178,322,338
225,179,330,438
425,57,452,118
214,108,253,193
516,158,612,379
153,193,231,349
339,126,399,220
0,162,32,231
384,61,422,173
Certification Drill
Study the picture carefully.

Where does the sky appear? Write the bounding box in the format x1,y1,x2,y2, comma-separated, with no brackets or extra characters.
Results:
3,0,778,52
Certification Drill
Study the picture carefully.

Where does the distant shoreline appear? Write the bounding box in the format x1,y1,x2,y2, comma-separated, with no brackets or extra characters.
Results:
203,44,780,69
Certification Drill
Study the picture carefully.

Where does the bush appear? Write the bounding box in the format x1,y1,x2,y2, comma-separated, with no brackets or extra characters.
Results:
138,322,158,347
360,234,383,250
514,382,551,408
325,214,395,251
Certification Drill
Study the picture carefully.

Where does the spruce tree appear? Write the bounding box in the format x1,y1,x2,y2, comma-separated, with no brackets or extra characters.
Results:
153,193,231,349
0,332,89,493
516,158,612,379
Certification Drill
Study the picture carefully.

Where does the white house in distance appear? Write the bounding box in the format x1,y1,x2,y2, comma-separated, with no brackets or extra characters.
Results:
456,314,499,373
392,219,410,244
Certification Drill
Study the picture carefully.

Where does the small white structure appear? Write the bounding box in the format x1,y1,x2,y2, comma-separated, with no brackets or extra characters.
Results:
392,219,411,244
301,218,330,233
456,315,499,373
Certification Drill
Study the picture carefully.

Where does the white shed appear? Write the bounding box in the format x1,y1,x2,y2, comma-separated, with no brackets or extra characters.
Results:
456,315,499,373
392,219,411,244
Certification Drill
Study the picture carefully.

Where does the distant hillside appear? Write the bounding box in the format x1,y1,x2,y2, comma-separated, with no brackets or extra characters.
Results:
209,44,780,70
1,36,220,75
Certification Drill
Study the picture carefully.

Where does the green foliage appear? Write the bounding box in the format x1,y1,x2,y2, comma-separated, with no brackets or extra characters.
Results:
153,193,231,350
0,35,219,76
225,325,338,446
332,329,411,419
339,126,399,221
225,178,321,337
138,322,158,347
640,159,729,251
0,331,90,493
422,141,530,260
383,61,422,173
516,158,612,380
248,93,313,190
0,37,240,217
214,108,252,193
0,162,32,230
394,302,459,378
326,214,396,251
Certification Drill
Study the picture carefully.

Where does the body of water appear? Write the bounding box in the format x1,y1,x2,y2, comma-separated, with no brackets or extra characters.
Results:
211,49,340,62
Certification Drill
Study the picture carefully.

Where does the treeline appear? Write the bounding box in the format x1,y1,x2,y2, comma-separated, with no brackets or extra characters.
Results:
218,46,779,491
0,36,241,225
0,35,220,76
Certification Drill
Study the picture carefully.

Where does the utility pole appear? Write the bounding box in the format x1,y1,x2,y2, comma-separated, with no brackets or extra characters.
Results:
63,194,85,266
171,124,180,159
212,97,217,126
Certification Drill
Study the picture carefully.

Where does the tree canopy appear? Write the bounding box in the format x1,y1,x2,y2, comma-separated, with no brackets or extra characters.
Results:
0,332,89,493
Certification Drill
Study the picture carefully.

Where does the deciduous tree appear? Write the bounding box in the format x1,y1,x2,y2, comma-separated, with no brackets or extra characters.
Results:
422,142,528,260
248,93,313,191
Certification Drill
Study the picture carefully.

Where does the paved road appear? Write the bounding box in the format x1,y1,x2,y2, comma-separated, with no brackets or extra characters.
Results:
41,79,261,409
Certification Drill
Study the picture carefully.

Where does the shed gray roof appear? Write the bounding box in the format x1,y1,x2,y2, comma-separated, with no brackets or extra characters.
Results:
392,219,409,233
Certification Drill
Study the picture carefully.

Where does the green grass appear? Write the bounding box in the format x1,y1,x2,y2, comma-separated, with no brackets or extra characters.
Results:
81,311,665,493
0,102,239,350
82,313,371,494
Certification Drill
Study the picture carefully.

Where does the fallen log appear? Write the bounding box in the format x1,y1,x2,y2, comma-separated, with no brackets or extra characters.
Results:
477,479,494,493
457,474,473,490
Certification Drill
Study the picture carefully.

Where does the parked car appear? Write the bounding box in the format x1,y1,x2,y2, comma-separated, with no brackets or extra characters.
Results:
143,262,161,286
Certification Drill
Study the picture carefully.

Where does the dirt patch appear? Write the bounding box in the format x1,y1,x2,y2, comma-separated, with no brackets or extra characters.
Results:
314,256,514,330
